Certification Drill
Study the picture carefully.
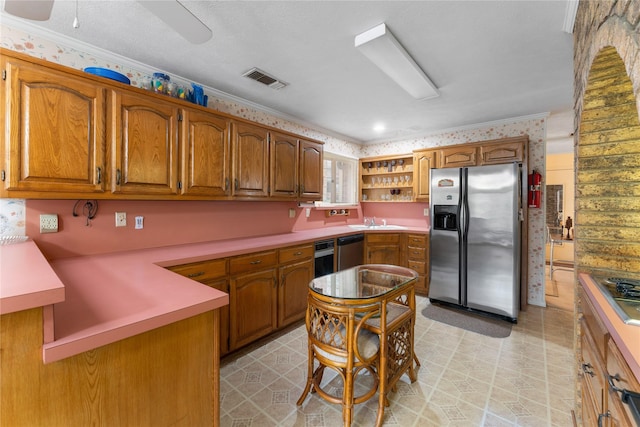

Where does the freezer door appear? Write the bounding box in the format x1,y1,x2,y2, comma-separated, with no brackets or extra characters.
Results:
464,163,520,319
429,168,462,305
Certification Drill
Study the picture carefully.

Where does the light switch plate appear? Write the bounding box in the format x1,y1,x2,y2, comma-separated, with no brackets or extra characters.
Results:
40,214,58,233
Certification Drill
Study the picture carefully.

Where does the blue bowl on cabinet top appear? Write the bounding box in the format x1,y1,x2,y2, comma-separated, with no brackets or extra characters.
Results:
84,67,130,85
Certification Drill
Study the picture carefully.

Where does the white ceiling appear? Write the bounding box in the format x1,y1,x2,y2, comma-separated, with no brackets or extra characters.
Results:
1,0,575,146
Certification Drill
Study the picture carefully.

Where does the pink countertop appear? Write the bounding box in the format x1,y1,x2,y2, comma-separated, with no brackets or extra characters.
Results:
0,240,65,315
4,225,428,364
579,273,640,381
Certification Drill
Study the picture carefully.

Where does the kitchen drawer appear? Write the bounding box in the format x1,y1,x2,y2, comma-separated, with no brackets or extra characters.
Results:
407,246,426,260
581,291,610,360
168,258,227,282
365,233,400,244
407,260,426,274
230,250,278,275
407,234,426,246
279,244,313,264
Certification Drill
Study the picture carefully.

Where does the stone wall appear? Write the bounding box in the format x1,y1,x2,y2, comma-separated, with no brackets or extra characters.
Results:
573,0,640,422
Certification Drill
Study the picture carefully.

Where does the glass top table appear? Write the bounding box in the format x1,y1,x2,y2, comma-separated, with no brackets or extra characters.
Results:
310,264,418,299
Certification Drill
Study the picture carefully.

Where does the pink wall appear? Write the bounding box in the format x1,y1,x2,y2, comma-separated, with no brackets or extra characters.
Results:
27,200,429,260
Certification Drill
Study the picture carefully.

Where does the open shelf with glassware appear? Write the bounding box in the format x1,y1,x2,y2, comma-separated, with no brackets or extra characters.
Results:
359,154,414,202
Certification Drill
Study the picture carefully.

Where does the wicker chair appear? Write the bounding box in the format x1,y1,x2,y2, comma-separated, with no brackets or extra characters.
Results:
297,291,381,426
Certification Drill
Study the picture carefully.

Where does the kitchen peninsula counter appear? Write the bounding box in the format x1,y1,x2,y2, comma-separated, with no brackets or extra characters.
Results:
2,225,428,363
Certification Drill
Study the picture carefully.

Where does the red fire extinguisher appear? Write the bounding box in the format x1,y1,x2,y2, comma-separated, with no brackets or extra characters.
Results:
528,170,542,208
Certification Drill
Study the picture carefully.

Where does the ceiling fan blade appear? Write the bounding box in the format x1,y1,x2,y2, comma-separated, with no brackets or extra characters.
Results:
3,0,54,21
137,0,212,44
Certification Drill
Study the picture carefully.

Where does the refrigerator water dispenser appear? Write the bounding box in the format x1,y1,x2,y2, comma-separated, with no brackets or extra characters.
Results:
433,205,457,231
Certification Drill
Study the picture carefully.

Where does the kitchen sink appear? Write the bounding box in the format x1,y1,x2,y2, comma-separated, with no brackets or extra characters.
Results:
348,224,408,230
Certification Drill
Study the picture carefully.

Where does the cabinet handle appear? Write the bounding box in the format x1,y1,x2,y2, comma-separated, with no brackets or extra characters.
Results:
116,169,122,185
225,177,229,192
187,271,205,278
300,184,305,194
607,373,624,393
96,167,102,184
250,260,262,265
234,178,238,191
597,411,610,427
294,251,302,256
581,363,595,377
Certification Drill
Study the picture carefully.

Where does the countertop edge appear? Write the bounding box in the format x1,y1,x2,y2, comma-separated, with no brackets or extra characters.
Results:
579,272,640,381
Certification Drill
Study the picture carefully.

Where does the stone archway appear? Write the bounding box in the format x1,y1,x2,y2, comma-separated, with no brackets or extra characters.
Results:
576,45,640,278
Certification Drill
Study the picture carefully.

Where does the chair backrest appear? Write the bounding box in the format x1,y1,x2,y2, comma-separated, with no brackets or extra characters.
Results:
306,293,380,365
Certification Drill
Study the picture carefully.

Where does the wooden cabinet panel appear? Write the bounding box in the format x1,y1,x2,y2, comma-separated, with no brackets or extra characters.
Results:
582,293,610,360
479,140,524,165
229,250,277,275
299,139,323,200
270,132,298,198
2,57,106,195
111,92,179,195
439,146,478,168
607,339,640,426
231,121,269,197
181,109,230,197
208,279,230,356
230,269,277,349
413,150,437,201
278,259,313,327
365,233,402,265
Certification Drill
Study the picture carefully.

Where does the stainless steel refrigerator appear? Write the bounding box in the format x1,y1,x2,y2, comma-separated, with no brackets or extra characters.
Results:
429,163,521,322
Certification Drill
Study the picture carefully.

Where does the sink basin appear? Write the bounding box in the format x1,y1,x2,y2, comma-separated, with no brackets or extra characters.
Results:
348,224,408,230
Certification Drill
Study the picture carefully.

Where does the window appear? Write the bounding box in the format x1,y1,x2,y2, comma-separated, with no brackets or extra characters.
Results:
322,153,358,205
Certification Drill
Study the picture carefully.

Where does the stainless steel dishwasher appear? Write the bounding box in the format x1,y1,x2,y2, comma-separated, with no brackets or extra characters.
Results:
337,234,364,271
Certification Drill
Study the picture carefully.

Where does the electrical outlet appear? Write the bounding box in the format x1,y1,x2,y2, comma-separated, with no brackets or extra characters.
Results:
424,208,429,216
135,216,144,229
288,208,295,218
40,214,58,233
115,212,127,227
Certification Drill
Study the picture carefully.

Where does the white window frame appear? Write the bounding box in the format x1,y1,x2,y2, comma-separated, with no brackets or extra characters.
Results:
320,152,358,207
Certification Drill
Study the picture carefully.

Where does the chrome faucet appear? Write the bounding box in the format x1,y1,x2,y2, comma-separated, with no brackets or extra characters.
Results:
369,216,376,227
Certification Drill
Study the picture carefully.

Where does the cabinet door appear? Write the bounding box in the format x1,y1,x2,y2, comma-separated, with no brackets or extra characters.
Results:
230,269,277,350
299,139,323,200
414,150,437,201
231,122,269,197
2,58,106,194
111,92,179,195
366,245,401,265
479,141,524,165
278,259,313,328
439,146,477,168
270,132,298,198
181,109,230,197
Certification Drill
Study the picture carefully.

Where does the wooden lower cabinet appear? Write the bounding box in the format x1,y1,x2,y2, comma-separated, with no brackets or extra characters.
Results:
278,244,314,327
1,307,217,426
230,268,278,350
365,233,402,265
406,234,429,295
580,287,639,427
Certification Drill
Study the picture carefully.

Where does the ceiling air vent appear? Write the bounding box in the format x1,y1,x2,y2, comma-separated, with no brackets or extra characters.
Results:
243,68,287,90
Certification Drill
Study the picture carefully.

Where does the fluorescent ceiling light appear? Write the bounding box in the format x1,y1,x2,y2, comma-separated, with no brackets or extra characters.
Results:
355,23,439,100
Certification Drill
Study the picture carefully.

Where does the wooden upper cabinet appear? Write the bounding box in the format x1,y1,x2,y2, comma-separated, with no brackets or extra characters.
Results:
1,57,106,195
270,132,298,198
111,91,179,195
181,109,231,197
231,121,269,197
439,146,477,168
298,139,323,200
413,149,437,201
479,140,524,165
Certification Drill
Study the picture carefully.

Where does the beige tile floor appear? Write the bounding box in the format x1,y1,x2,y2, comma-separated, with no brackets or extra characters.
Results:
221,274,576,427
